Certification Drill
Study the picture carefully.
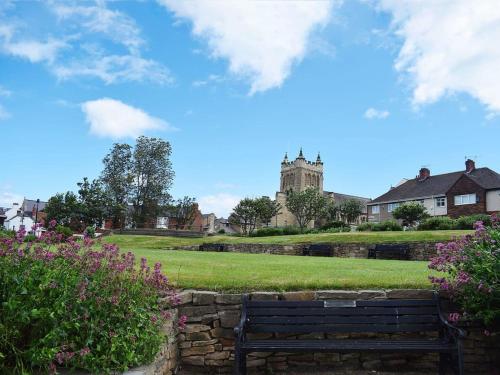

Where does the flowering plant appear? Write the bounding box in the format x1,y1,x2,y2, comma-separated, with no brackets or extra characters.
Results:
0,221,182,374
429,215,500,326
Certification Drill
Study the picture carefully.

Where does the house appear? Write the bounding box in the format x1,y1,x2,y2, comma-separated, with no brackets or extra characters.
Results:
367,159,500,222
2,199,47,231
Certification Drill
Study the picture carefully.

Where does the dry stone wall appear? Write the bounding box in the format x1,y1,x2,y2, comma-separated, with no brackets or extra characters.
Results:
176,290,500,375
179,241,439,261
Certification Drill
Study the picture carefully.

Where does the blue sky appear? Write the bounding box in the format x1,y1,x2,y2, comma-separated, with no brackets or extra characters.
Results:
1,0,499,217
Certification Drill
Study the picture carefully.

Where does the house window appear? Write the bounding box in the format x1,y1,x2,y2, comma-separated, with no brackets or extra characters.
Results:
436,197,446,207
371,205,380,214
454,194,477,205
388,202,400,212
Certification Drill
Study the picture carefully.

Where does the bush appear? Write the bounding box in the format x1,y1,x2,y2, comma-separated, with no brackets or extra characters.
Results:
322,221,350,230
23,234,37,242
418,216,456,230
0,225,181,374
455,214,492,229
251,227,284,237
217,229,226,234
429,215,500,326
357,220,402,232
84,225,96,238
55,224,73,238
282,226,301,235
0,228,15,238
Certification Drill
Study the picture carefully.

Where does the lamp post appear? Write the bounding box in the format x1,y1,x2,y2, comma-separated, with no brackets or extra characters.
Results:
34,199,40,232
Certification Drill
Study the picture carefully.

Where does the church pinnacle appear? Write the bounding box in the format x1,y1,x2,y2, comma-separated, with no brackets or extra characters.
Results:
316,152,322,164
297,147,304,159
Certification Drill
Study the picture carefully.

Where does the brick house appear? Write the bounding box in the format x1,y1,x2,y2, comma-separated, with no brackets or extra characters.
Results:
367,159,500,221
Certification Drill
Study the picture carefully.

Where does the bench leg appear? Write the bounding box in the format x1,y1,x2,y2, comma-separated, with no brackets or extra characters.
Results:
234,348,246,375
439,353,448,375
456,342,464,375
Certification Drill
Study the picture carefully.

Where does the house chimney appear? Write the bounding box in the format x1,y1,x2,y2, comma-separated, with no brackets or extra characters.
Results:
465,159,475,173
418,167,430,181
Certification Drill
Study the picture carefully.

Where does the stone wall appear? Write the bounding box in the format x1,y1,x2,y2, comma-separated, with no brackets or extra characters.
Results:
177,290,500,375
180,241,439,261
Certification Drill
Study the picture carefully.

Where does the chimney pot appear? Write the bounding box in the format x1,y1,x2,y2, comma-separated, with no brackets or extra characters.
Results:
418,167,430,181
465,159,475,173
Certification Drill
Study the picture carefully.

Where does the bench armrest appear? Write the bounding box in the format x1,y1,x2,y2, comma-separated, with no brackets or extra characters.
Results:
440,317,467,339
234,294,249,343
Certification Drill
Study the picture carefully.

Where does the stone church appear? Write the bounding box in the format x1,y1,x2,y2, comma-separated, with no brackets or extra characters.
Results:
272,149,370,227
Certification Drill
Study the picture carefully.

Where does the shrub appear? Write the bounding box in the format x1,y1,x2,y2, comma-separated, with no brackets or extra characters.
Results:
84,226,96,238
356,222,375,232
217,229,226,234
418,216,456,230
0,228,15,238
23,234,37,242
392,202,428,227
55,224,73,238
251,227,284,237
429,215,500,326
0,225,181,374
282,226,301,235
322,221,350,230
455,214,492,229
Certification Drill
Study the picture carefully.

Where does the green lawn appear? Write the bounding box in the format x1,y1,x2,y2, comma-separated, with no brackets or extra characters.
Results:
126,249,437,292
104,230,471,250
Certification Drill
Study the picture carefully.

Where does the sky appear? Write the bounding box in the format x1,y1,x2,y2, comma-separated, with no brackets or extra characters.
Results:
1,0,500,217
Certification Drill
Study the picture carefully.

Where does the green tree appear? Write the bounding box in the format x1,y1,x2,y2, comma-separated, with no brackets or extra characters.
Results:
338,199,364,224
131,136,174,227
77,177,110,227
255,196,281,227
285,188,329,232
101,143,133,229
392,202,428,227
169,197,198,228
229,198,260,235
44,191,82,230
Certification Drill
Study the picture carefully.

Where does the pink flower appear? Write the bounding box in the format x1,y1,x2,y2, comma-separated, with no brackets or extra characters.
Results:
79,347,91,357
448,313,461,323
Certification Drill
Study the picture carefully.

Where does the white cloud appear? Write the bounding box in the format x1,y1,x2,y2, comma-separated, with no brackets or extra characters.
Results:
0,85,11,97
198,193,241,218
81,98,173,139
1,37,68,63
364,107,390,119
0,104,10,120
159,0,339,94
378,0,500,113
0,189,22,207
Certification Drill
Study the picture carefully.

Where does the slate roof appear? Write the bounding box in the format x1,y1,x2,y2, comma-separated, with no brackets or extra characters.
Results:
23,199,47,212
370,167,500,204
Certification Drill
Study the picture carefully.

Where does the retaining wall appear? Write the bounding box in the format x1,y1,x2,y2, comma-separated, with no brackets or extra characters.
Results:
176,290,500,375
180,241,439,261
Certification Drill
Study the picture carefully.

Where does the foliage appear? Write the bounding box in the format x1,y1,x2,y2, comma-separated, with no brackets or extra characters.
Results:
131,136,174,227
229,198,259,235
0,224,181,374
250,227,284,237
254,197,282,226
337,199,364,224
77,177,110,228
101,143,134,229
55,225,73,239
322,221,351,230
45,192,82,231
84,226,96,239
357,220,403,232
418,216,457,230
429,216,500,326
285,188,329,232
169,197,198,228
217,229,226,234
392,202,428,227
454,214,492,229
282,226,301,235
0,229,15,239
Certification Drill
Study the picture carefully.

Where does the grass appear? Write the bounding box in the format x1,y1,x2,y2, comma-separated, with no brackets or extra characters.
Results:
104,230,471,250
124,248,437,292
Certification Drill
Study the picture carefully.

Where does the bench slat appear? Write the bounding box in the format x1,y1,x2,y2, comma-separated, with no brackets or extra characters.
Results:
247,323,441,333
247,306,438,316
249,315,438,324
246,299,436,308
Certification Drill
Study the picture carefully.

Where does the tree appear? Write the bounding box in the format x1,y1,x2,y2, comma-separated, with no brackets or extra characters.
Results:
170,197,198,228
254,197,281,227
101,143,133,228
77,177,110,227
338,199,364,224
392,202,428,227
131,136,174,227
285,188,329,232
44,191,82,230
229,198,260,235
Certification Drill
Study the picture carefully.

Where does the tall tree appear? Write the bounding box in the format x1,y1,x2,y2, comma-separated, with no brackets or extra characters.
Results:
169,197,198,228
77,177,110,227
131,136,174,227
229,198,260,235
255,196,281,227
44,191,82,230
338,199,364,224
101,143,133,228
285,188,329,232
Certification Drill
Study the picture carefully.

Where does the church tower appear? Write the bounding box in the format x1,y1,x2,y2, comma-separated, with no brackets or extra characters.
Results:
280,148,324,193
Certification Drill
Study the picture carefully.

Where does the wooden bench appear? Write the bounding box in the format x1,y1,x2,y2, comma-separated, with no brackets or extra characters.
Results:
368,243,410,260
234,294,465,375
303,244,332,257
199,243,225,252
